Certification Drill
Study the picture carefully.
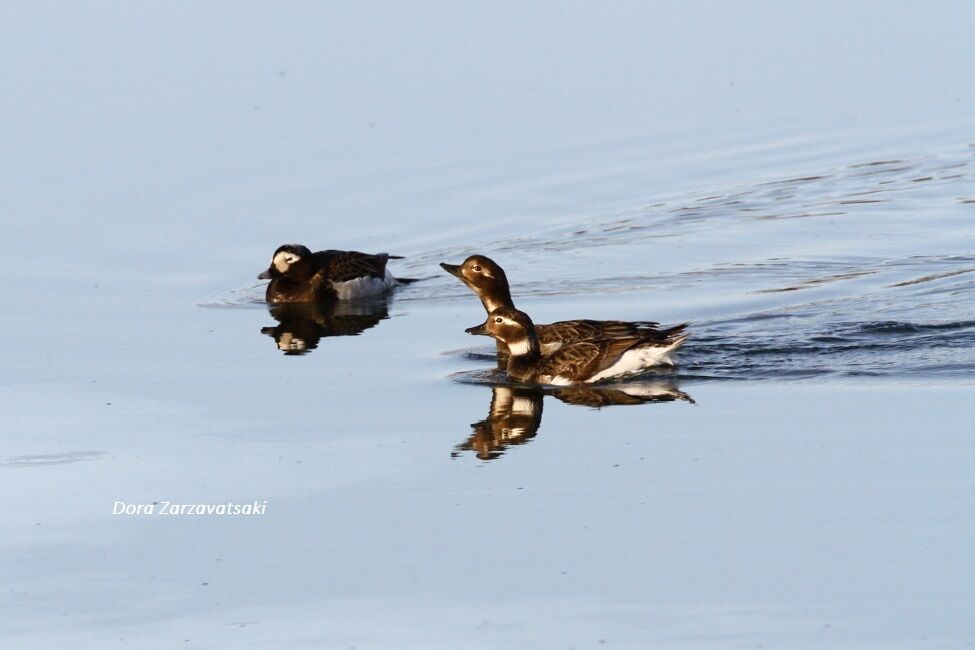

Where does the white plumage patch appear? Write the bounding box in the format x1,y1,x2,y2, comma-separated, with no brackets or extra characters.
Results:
586,338,685,383
273,251,301,273
506,338,532,356
330,269,397,300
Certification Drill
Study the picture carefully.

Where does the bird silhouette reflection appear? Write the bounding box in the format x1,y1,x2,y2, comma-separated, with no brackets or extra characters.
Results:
260,299,390,355
453,386,545,461
454,381,694,461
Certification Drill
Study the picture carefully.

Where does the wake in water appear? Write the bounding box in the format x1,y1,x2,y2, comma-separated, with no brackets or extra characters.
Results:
205,143,975,380
417,143,975,380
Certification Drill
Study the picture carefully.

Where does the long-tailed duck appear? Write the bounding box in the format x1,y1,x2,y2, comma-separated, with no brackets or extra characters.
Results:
466,307,687,385
259,244,415,303
441,254,687,355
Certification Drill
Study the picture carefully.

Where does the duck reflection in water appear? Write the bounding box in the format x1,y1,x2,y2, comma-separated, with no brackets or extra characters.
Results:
260,298,390,355
453,385,544,461
453,380,694,461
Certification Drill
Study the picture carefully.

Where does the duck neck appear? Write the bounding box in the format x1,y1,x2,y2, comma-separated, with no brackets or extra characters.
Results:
286,260,317,282
503,333,541,381
480,287,515,313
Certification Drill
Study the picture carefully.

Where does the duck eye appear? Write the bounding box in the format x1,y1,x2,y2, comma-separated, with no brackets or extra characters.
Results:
473,265,481,272
494,317,503,323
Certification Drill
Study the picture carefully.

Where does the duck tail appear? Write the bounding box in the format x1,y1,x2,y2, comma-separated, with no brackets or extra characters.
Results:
667,331,690,349
662,322,690,338
647,331,689,368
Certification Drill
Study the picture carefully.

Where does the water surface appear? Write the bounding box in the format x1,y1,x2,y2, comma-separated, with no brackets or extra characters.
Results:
2,2,974,648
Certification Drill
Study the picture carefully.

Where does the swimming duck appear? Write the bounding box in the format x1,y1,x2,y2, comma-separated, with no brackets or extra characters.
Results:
259,244,415,303
441,254,686,355
466,307,687,385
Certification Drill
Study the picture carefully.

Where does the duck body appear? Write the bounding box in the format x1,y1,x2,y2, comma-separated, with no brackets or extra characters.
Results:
534,319,679,355
441,254,687,356
466,307,688,385
260,244,412,303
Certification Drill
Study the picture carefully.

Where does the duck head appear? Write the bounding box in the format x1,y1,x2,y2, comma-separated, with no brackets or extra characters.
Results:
440,255,513,311
466,307,540,357
258,244,314,280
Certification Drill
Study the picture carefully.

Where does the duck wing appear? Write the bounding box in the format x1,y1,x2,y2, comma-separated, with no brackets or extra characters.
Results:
537,319,685,346
546,335,670,383
316,250,397,281
529,337,617,383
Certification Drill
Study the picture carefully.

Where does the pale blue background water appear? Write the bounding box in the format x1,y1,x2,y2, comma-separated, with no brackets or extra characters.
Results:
2,2,974,648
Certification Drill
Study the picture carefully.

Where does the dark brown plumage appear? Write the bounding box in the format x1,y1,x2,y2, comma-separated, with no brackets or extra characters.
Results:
259,244,413,303
466,307,688,385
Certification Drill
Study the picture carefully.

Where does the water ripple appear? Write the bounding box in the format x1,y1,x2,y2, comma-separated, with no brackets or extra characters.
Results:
211,143,975,381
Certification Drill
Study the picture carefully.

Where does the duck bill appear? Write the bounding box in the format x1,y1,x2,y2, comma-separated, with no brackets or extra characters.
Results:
465,323,487,336
439,262,463,278
257,268,272,280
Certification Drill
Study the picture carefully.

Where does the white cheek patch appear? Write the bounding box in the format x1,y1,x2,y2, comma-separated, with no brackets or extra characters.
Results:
273,252,301,273
507,338,532,356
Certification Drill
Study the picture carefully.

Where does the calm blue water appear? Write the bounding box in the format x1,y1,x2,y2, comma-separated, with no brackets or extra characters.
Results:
2,3,973,648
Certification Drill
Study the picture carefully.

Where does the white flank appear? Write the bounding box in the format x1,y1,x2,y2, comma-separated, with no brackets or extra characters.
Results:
586,337,686,383
330,270,397,300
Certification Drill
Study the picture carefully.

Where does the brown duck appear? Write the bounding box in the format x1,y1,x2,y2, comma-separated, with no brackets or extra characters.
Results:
466,307,688,385
441,254,687,355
